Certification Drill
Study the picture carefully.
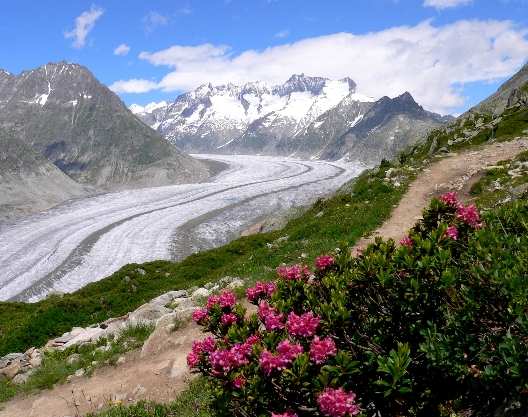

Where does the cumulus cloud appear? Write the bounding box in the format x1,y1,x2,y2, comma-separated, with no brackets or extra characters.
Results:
111,19,528,114
65,5,104,48
114,43,131,56
109,79,158,94
143,11,169,33
423,0,473,9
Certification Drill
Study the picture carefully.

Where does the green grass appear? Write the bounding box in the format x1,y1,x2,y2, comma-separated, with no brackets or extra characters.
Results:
86,378,213,417
0,163,414,357
469,150,528,208
0,323,153,404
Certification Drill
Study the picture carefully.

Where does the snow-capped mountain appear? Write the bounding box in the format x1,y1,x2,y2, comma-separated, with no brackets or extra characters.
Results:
132,74,450,161
0,62,208,190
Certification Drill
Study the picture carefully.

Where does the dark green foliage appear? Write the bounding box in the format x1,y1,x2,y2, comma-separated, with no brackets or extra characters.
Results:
192,199,528,417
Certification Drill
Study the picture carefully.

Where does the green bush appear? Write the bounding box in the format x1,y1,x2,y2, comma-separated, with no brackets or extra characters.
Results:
188,195,528,417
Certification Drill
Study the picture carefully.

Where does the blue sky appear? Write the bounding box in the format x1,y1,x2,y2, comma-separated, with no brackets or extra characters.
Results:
1,0,528,114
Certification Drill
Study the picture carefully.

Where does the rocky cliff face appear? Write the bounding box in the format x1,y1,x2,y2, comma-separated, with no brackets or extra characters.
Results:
0,62,208,189
132,75,449,162
0,128,87,220
320,92,452,163
468,62,528,116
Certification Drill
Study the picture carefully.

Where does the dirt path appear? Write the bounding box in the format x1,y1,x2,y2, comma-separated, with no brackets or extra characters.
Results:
353,138,528,250
0,322,204,417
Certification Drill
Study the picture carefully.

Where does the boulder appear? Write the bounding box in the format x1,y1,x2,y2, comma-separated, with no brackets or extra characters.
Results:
66,353,81,365
191,287,210,301
12,371,32,385
0,361,22,379
128,303,172,326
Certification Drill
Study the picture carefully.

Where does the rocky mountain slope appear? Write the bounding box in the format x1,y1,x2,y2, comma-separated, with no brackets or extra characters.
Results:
0,128,87,220
132,74,450,162
0,62,208,189
468,62,528,115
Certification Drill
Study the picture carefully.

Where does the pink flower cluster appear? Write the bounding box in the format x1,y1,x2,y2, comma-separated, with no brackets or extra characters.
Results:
208,335,259,376
206,290,237,310
287,311,320,338
246,281,277,303
277,264,311,281
310,336,337,364
259,340,303,375
440,191,458,207
445,225,458,240
315,255,335,271
192,308,208,323
400,236,413,248
221,313,238,326
272,412,298,417
317,388,361,417
187,336,217,368
259,301,285,331
456,204,482,229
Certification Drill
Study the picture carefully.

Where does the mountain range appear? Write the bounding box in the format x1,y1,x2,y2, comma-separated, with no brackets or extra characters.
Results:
0,62,209,219
131,74,452,163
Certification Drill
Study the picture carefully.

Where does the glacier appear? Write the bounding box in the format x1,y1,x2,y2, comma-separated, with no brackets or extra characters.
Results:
0,155,364,302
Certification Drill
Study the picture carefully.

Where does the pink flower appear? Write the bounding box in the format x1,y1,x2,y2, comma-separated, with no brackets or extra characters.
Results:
440,191,458,207
187,351,200,368
259,350,286,375
245,334,261,346
233,376,246,389
192,308,208,323
219,290,237,309
206,294,220,310
258,301,285,331
445,225,458,240
277,264,311,281
272,412,298,417
210,349,236,376
230,344,250,367
399,236,413,248
317,388,361,417
192,337,216,356
276,339,303,362
221,313,238,327
315,255,335,271
310,336,337,364
287,311,320,338
246,281,277,302
456,204,482,228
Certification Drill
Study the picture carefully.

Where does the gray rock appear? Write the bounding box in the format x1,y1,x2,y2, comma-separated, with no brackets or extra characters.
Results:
66,353,81,365
116,356,126,365
74,368,85,377
191,287,210,301
128,303,172,325
12,371,32,385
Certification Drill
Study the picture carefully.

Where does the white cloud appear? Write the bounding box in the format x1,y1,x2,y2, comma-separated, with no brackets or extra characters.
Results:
143,11,169,33
109,79,158,94
65,5,104,48
423,0,473,9
275,29,290,39
114,43,131,56
111,19,528,114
